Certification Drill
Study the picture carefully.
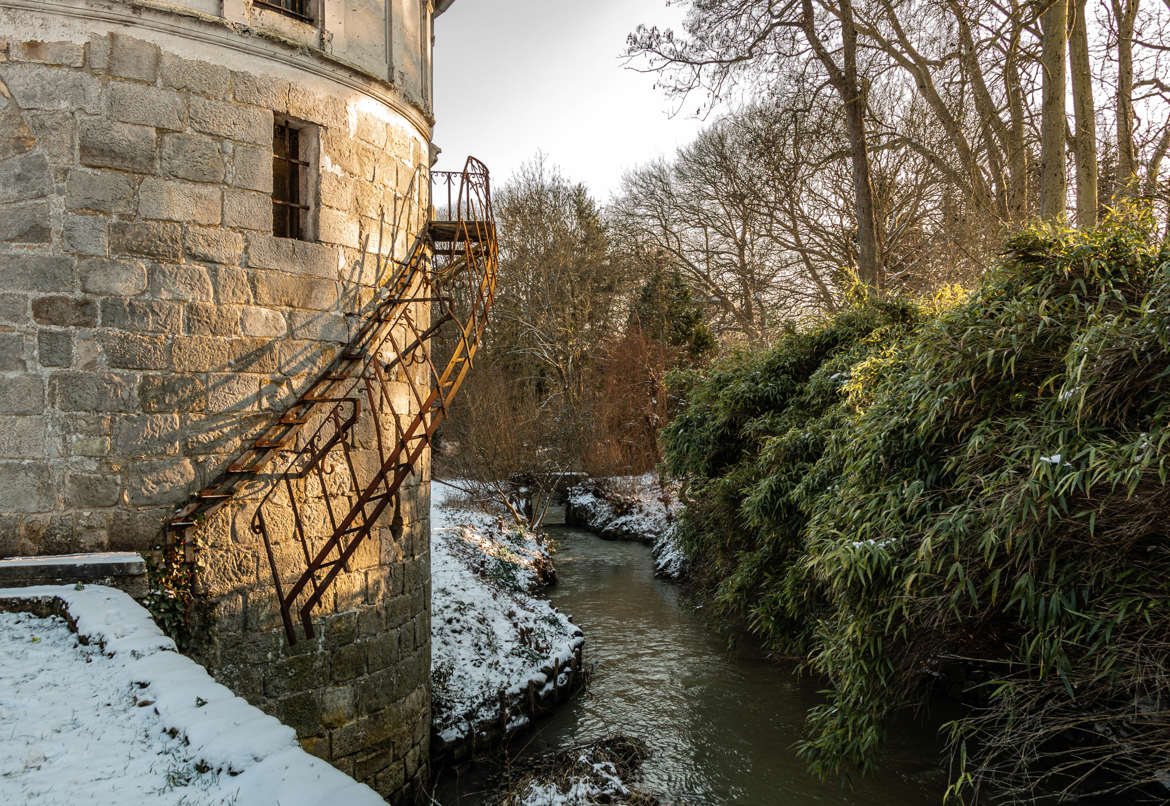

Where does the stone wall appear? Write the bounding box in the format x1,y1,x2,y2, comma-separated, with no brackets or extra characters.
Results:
139,0,437,109
0,13,436,803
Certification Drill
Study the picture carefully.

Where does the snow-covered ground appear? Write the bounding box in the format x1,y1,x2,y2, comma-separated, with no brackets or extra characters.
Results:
566,474,687,579
0,585,383,806
430,482,584,749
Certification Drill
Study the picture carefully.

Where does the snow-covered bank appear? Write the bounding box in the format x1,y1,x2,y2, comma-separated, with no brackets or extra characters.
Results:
0,585,382,806
430,482,584,757
502,736,657,806
566,475,687,579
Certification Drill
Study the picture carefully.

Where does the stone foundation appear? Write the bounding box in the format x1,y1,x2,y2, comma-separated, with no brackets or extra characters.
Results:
0,1,445,800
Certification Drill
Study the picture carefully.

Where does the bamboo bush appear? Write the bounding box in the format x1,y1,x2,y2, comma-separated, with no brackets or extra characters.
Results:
663,211,1170,803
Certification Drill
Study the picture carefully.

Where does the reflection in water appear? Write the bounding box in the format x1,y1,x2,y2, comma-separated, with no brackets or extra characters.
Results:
528,528,946,805
438,527,947,804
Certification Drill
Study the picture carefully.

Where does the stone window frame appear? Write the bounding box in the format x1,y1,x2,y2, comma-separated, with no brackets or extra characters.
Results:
247,0,326,48
272,115,321,242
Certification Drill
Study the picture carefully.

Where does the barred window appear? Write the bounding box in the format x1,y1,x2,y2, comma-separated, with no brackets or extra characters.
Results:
273,120,316,241
254,0,313,23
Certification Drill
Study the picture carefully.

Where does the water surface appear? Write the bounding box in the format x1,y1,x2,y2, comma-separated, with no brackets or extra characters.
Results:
440,526,947,804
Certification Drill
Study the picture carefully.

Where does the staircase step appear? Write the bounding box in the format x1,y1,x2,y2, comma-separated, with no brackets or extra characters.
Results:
171,501,200,519
197,488,233,500
168,510,199,527
428,220,494,243
228,456,270,473
382,296,452,304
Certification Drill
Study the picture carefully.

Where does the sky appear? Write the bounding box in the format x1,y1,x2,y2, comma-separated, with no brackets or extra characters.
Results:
432,0,708,202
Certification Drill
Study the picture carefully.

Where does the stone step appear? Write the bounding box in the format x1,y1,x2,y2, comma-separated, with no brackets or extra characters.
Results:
0,552,148,599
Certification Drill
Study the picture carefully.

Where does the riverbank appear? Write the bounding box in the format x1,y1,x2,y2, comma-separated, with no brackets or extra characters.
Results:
565,474,687,579
430,482,585,761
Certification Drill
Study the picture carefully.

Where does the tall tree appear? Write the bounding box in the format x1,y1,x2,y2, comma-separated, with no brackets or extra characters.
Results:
1111,0,1140,194
802,0,884,287
1040,0,1070,219
628,0,885,287
1069,0,1099,225
615,101,853,342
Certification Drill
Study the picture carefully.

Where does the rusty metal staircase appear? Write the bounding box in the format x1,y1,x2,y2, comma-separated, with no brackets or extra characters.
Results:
165,157,497,644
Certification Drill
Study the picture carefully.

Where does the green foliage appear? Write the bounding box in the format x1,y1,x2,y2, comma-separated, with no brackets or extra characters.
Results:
664,211,1170,802
144,532,213,652
632,264,716,361
662,291,924,654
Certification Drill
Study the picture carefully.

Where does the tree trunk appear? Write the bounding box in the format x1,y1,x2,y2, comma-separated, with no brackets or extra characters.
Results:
1040,0,1069,220
1006,5,1030,222
804,0,883,288
1068,0,1098,226
1113,0,1139,194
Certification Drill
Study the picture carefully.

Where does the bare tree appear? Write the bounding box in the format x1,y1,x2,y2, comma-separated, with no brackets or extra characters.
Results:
849,0,1039,227
439,157,636,489
488,157,627,414
805,0,884,287
1040,0,1070,219
437,361,566,529
1069,0,1099,225
615,102,850,343
1112,0,1141,193
628,0,886,286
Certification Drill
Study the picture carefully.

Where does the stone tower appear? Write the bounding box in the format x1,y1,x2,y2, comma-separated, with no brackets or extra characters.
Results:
0,0,465,801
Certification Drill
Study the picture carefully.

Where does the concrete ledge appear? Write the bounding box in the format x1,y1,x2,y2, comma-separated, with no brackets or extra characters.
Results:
0,552,148,598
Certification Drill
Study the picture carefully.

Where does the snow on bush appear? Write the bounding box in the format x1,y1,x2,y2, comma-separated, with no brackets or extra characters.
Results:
0,585,382,806
567,474,687,579
430,482,583,746
516,759,629,806
503,736,656,806
650,528,687,580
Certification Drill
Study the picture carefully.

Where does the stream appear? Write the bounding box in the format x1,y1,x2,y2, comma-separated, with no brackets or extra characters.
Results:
438,526,948,804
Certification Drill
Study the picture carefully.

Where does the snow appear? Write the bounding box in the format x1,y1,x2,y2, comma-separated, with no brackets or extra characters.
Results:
567,474,688,579
0,552,144,568
512,742,643,806
430,482,583,746
651,527,688,580
0,585,384,806
1038,453,1074,469
517,756,629,806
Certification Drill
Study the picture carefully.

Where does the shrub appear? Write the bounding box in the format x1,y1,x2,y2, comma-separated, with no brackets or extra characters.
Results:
664,211,1170,802
800,211,1170,802
662,292,924,654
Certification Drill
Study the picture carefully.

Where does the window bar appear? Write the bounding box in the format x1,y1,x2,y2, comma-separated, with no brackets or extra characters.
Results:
253,0,313,23
273,122,311,240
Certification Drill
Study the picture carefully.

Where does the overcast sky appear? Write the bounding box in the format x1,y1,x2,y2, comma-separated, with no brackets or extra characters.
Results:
432,0,707,201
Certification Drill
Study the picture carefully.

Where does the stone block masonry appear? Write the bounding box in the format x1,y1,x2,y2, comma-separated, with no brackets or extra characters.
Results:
0,6,441,802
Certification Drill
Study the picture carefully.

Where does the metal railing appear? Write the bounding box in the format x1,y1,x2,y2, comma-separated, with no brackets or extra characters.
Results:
249,157,497,643
164,159,496,644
